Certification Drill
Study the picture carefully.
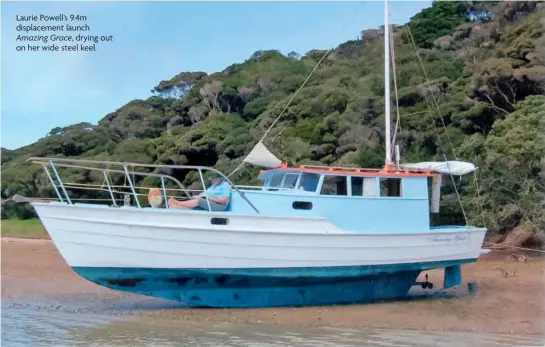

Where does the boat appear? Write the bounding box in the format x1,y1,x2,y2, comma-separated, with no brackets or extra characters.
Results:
25,0,487,308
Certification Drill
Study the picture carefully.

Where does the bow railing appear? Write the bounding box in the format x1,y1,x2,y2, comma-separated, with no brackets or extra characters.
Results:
27,157,260,213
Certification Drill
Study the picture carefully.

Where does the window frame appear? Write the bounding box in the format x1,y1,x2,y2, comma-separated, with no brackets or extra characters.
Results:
265,172,285,190
319,175,348,196
349,176,378,197
379,177,403,197
280,172,301,189
296,172,322,193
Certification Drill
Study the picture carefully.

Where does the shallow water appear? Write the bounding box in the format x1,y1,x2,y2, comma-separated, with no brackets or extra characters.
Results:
2,301,545,347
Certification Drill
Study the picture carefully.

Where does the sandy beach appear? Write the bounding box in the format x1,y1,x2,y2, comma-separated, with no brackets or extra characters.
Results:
2,237,544,336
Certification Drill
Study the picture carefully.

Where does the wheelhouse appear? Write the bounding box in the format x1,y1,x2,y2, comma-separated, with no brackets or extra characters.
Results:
257,164,436,199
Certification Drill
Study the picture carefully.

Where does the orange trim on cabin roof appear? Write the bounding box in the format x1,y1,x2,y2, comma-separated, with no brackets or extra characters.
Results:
260,162,436,178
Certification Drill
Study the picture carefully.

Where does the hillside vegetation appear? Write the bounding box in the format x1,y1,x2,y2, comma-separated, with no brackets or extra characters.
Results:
2,1,544,247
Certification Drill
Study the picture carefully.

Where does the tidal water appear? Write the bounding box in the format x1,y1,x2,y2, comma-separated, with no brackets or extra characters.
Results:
2,302,544,347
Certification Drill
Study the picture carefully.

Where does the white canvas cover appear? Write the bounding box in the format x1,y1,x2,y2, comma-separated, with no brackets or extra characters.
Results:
362,177,377,197
243,141,283,168
400,161,477,176
430,174,442,213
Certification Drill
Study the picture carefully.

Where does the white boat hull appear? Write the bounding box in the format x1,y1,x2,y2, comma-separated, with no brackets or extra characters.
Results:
32,202,486,307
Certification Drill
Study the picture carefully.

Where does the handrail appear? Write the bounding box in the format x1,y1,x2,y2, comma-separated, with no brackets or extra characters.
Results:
27,157,260,213
60,182,263,192
33,161,192,198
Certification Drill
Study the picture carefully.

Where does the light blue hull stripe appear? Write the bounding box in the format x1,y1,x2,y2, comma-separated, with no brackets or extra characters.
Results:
73,258,476,308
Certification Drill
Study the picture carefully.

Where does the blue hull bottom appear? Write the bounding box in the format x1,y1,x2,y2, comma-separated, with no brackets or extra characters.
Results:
73,259,476,308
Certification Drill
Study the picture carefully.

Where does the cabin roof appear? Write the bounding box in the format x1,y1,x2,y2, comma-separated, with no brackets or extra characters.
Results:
259,163,436,178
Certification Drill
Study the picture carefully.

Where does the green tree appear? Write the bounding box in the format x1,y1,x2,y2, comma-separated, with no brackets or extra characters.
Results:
2,1,543,246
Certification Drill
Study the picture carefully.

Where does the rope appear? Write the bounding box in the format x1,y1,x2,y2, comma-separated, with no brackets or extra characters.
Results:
260,52,331,143
473,172,487,228
405,24,469,226
400,110,429,117
227,158,248,179
405,25,458,161
227,3,366,178
484,242,545,254
403,25,540,251
227,49,332,178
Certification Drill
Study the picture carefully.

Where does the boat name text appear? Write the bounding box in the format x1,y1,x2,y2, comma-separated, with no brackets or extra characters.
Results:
427,235,468,243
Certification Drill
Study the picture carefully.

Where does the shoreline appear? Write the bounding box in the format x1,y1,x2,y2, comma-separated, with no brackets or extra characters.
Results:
2,237,545,335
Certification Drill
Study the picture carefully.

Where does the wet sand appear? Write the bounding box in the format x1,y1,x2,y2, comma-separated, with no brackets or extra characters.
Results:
2,237,544,335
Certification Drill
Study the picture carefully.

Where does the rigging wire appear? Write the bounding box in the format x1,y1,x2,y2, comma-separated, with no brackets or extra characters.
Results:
227,48,331,178
227,3,365,178
404,24,470,227
473,171,487,229
259,52,331,145
405,27,459,161
227,49,331,178
389,24,402,158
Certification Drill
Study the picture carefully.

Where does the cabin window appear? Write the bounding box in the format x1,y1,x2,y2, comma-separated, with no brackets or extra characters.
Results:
380,177,402,197
281,173,299,189
298,172,320,192
292,201,313,210
320,175,347,196
267,173,284,190
350,177,377,197
211,217,229,225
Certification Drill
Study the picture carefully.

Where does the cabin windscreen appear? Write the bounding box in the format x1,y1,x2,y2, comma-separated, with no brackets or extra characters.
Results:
265,172,284,190
264,171,321,192
283,173,299,189
264,171,305,191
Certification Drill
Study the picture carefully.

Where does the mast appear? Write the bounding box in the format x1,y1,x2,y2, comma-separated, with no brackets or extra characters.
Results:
384,0,392,165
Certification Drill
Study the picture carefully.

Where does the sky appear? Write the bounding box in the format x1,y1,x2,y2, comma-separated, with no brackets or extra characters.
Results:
1,0,432,150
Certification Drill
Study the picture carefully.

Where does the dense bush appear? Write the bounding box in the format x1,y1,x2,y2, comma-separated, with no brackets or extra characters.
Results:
2,1,544,244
